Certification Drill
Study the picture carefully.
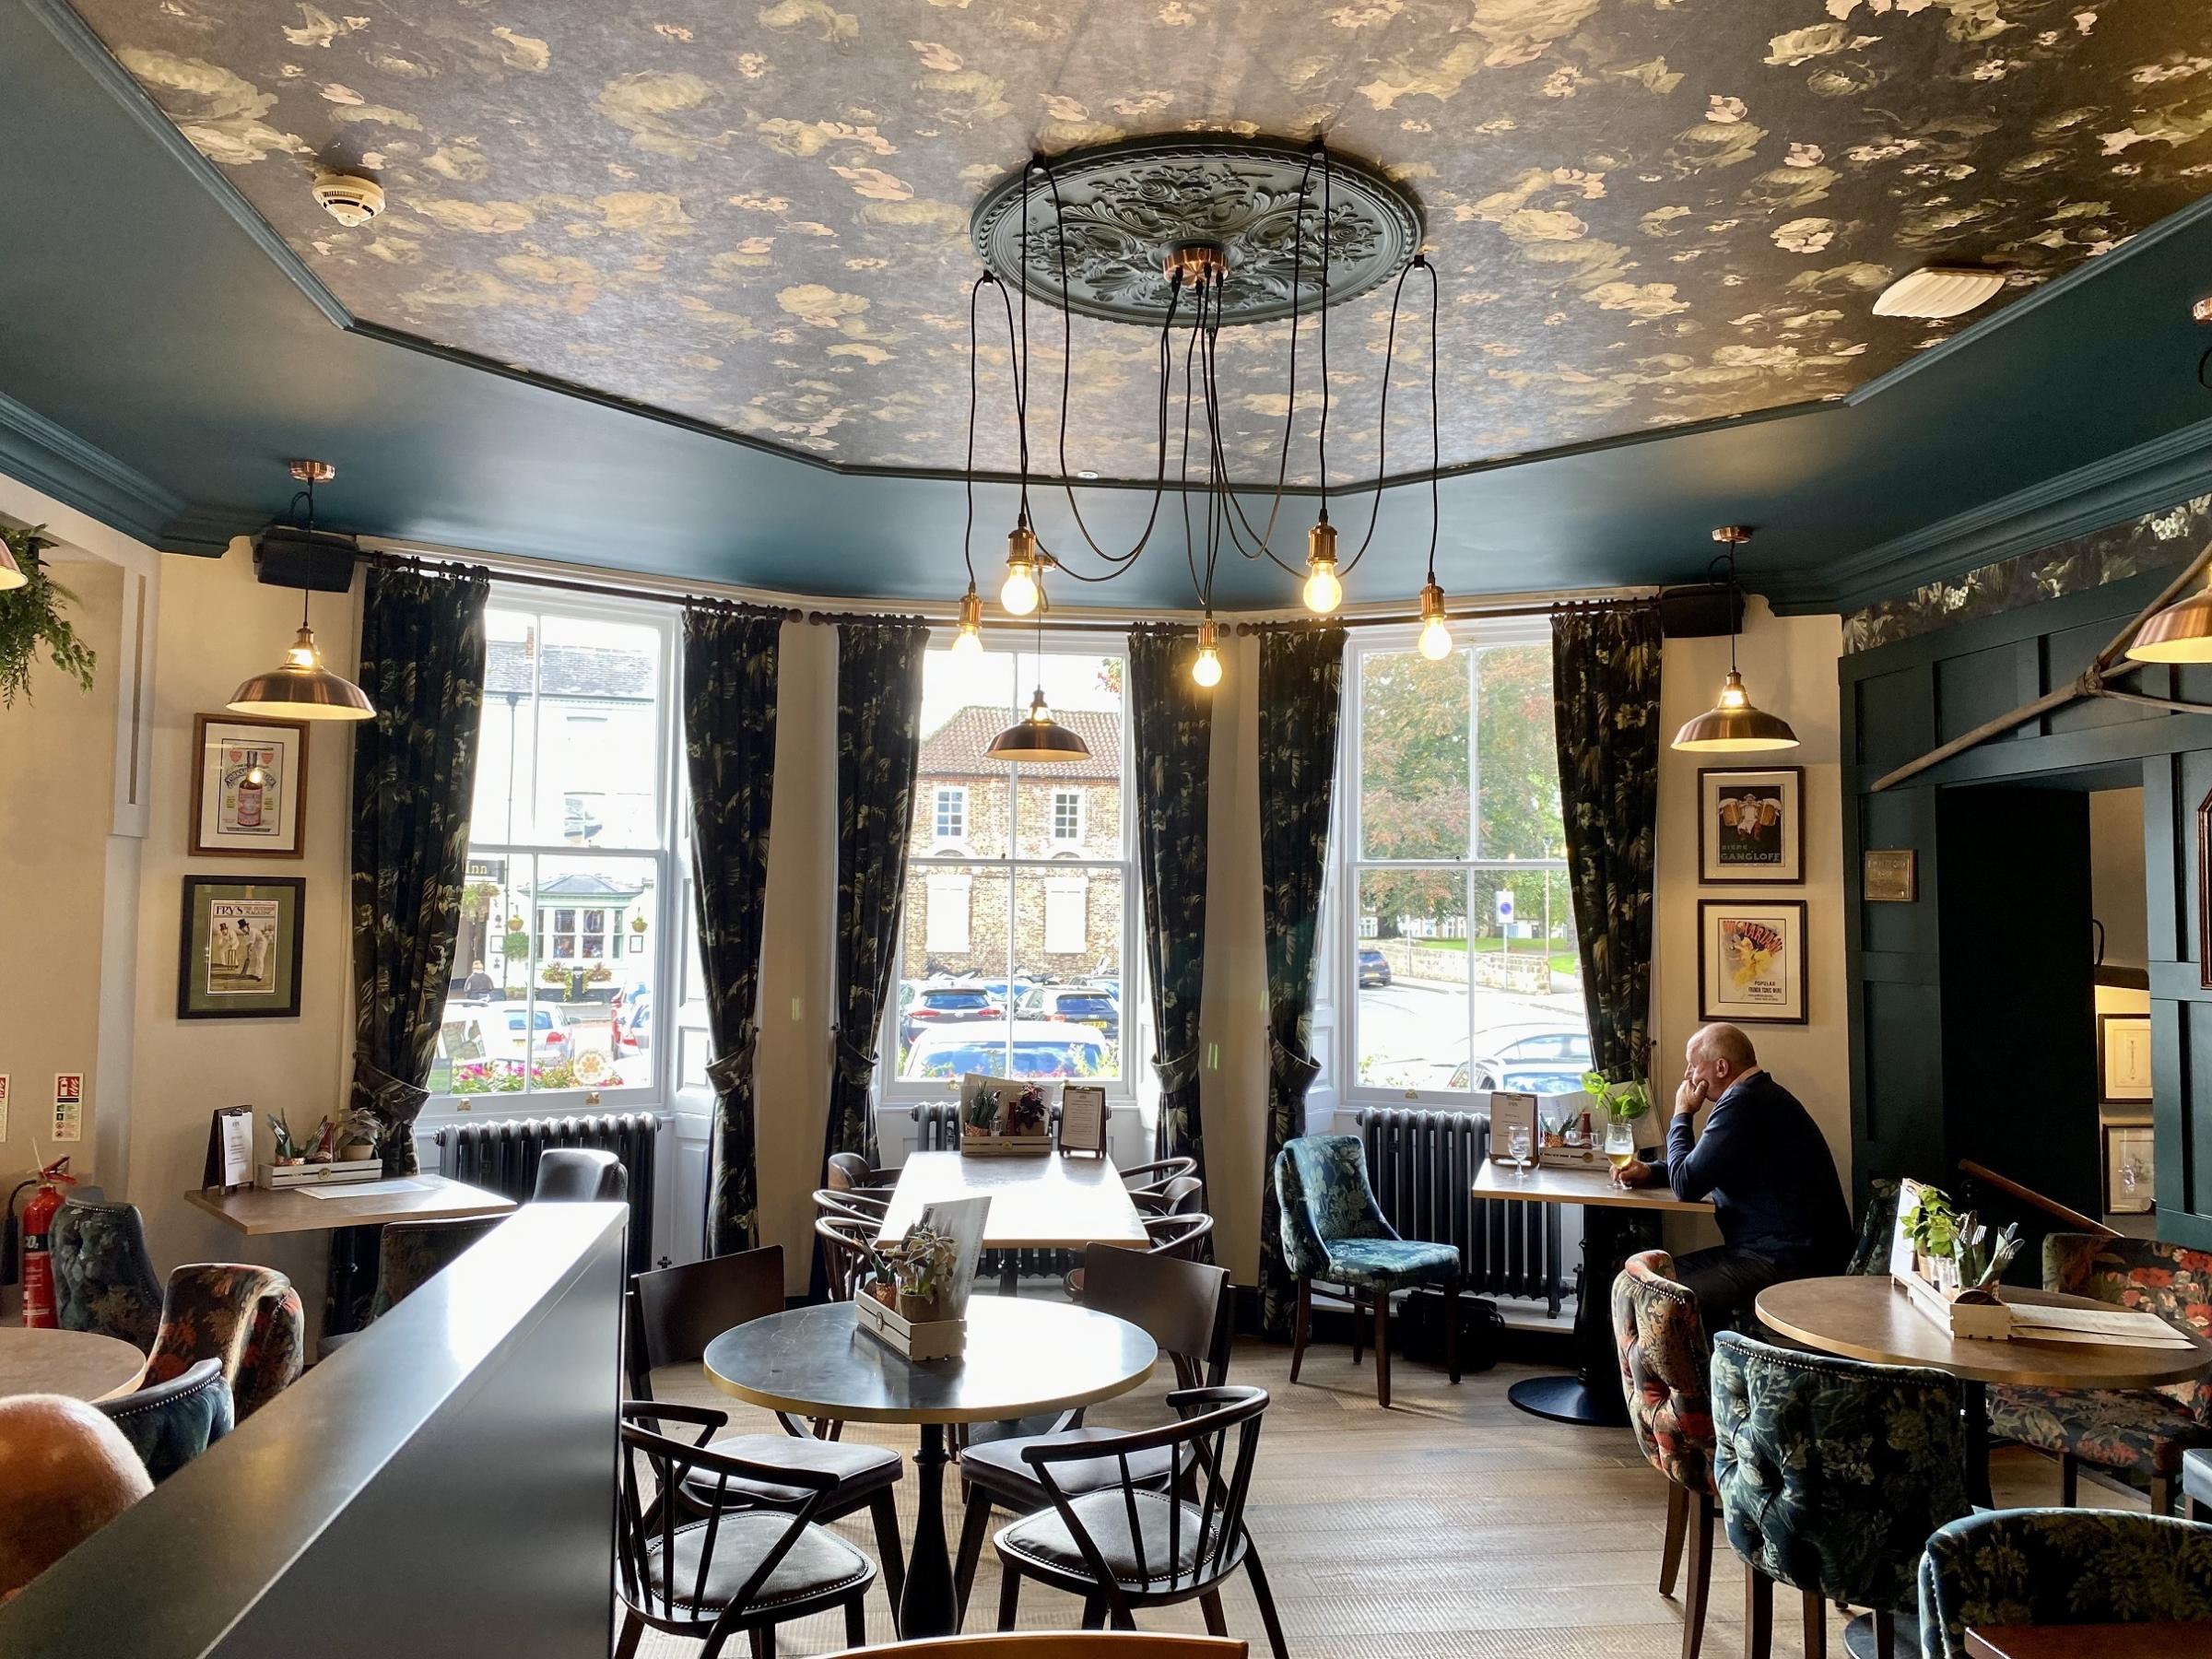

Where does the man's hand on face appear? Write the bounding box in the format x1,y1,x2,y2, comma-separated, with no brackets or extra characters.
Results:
1674,1076,1705,1117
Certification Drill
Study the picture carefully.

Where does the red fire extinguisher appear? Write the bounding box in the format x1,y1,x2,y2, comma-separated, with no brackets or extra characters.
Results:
20,1156,76,1329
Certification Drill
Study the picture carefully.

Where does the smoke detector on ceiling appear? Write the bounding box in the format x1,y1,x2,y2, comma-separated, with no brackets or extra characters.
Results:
311,171,384,229
1872,265,2007,320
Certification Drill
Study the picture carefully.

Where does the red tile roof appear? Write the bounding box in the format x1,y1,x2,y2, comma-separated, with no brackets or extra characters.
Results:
916,705,1121,781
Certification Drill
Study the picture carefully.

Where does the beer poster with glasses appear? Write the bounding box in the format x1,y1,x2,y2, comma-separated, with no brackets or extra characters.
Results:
192,714,310,857
178,877,305,1018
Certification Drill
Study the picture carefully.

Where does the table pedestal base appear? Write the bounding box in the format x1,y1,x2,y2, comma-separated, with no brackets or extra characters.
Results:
899,1421,958,1639
1504,1203,1653,1429
1507,1374,1624,1426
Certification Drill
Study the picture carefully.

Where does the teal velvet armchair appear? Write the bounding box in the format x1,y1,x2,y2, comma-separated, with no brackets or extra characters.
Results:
52,1198,163,1350
1275,1134,1461,1409
1918,1509,2212,1658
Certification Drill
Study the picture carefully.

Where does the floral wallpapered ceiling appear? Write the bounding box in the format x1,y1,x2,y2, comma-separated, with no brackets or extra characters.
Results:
72,0,2212,481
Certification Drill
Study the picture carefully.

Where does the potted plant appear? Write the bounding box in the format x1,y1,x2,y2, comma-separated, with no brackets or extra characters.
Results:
963,1087,1000,1138
1006,1085,1049,1137
337,1107,380,1161
266,1110,304,1167
883,1225,959,1323
1581,1071,1650,1170
0,525,98,708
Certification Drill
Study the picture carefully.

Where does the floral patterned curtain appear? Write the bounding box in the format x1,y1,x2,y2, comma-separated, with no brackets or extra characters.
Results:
1128,626,1214,1178
822,618,930,1168
683,606,782,1256
1254,624,1346,1340
348,564,488,1174
1550,606,1664,1083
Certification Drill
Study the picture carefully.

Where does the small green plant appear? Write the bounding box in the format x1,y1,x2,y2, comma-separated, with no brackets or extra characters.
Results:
887,1224,959,1305
0,525,97,708
1580,1071,1651,1123
1903,1185,1961,1260
266,1110,300,1159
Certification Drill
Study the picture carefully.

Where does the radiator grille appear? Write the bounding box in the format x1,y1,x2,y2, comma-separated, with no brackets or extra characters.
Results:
1355,1108,1563,1313
435,1112,656,1277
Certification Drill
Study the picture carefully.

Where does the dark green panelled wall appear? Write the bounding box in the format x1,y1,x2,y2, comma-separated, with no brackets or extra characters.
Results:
1842,560,2212,1250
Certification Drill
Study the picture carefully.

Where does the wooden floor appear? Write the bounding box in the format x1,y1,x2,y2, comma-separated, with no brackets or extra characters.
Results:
641,1327,2144,1658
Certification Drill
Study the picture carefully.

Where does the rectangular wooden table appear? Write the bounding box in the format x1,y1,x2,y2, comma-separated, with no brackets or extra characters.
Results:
1967,1624,2212,1659
878,1150,1147,1292
1472,1158,1712,1425
185,1174,517,1332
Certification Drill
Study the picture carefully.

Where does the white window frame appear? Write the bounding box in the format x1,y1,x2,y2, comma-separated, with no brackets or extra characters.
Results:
879,628,1143,1110
420,583,682,1125
1332,618,1574,1113
933,784,969,848
1049,787,1084,845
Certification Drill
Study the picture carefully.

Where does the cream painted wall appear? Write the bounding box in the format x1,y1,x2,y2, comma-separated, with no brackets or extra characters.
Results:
124,545,359,1303
1200,632,1268,1285
0,558,122,1178
2089,787,2148,973
1653,600,1852,1254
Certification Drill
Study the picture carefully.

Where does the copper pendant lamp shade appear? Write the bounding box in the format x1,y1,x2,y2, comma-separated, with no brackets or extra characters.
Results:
2125,582,2212,664
0,538,27,592
985,688,1090,764
1671,669,1800,752
227,622,376,721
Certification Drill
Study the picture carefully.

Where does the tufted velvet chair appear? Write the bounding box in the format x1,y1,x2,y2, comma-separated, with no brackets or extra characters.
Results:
1711,1332,1972,1659
51,1199,164,1350
141,1263,305,1419
317,1215,504,1360
1612,1250,1720,1659
1843,1177,1903,1277
1918,1509,2212,1659
1275,1135,1461,1409
1986,1232,2212,1514
94,1357,234,1483
532,1146,628,1202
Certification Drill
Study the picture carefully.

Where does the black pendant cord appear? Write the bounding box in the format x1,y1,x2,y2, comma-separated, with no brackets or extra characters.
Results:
1336,253,1433,580
1424,254,1441,589
1317,145,1332,495
1710,549,1742,676
959,271,997,592
1200,292,1306,582
1180,281,1211,606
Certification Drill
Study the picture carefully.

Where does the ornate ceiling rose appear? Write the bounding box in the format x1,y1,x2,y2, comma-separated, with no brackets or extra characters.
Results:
969,135,1425,329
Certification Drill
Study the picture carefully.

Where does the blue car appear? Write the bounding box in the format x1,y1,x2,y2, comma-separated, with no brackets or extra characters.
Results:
1357,947,1392,988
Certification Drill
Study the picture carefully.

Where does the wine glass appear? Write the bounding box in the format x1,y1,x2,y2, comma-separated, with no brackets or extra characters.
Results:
1508,1124,1533,1175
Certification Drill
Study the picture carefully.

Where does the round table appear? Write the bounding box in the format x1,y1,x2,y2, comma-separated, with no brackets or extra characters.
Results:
1758,1277,2212,1659
704,1296,1158,1640
0,1327,146,1401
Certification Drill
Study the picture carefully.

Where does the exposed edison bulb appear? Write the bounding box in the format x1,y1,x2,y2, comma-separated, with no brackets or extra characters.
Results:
1191,616,1223,688
1714,670,1750,711
284,628,324,670
1302,515,1342,615
1417,580,1452,661
1026,687,1053,725
951,585,984,657
1001,521,1041,617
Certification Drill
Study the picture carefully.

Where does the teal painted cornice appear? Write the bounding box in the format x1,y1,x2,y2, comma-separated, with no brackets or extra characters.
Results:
1766,415,2212,617
0,390,243,554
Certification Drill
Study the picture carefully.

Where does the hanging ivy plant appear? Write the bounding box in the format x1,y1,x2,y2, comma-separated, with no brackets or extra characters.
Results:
0,524,97,707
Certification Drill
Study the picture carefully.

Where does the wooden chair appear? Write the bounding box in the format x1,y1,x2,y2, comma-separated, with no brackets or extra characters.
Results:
1131,1176,1205,1218
1065,1214,1215,1301
828,1151,898,1191
1118,1159,1196,1198
957,1243,1233,1625
815,1186,892,1224
615,1401,875,1659
629,1244,905,1616
830,1637,1245,1656
815,1214,879,1304
1611,1250,1719,1659
993,1384,1288,1659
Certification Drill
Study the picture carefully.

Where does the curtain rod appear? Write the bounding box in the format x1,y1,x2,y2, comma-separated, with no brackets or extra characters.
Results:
371,553,933,626
1228,593,1654,635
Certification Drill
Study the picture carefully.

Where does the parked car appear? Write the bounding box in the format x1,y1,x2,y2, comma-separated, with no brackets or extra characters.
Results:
905,1020,1110,1081
478,999,576,1064
1357,947,1392,988
1013,984,1120,1043
1443,1021,1592,1091
616,990,652,1053
900,982,1004,1048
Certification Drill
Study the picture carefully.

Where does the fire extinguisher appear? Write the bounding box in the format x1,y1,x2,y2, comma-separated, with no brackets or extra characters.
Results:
19,1156,76,1329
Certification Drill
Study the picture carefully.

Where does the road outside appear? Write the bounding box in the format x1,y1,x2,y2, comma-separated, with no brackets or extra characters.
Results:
1355,959,1588,1091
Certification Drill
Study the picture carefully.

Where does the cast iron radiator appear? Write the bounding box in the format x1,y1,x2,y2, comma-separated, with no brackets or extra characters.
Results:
434,1112,657,1276
907,1102,1073,1283
1354,1107,1564,1314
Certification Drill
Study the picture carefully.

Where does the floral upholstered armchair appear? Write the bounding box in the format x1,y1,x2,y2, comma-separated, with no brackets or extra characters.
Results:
142,1264,305,1419
1612,1250,1719,1659
1987,1232,2212,1514
1918,1509,2212,1658
1275,1134,1461,1409
1712,1332,1972,1657
51,1199,164,1350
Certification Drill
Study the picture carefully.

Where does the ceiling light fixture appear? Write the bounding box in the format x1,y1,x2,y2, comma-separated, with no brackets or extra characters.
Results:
1872,265,2006,320
954,136,1440,689
2125,581,2212,664
1671,526,1798,753
951,583,984,658
986,614,1092,764
227,461,375,722
0,536,26,592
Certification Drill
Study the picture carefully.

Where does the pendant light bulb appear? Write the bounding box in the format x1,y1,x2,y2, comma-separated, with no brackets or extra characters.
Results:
1191,616,1223,688
1417,580,1452,661
1302,515,1342,615
1001,521,1041,617
952,585,984,658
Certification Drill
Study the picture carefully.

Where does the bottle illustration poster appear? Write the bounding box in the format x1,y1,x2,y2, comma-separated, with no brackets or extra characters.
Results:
192,716,309,859
219,742,283,837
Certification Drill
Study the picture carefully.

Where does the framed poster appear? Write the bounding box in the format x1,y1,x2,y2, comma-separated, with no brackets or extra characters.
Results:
192,714,310,857
1863,849,1918,903
178,876,305,1019
1697,899,1808,1026
2102,1120,2155,1215
2098,1012,2152,1103
1698,767,1804,884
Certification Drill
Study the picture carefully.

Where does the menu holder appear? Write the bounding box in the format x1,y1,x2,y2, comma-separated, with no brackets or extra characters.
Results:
1058,1084,1107,1157
1486,1091,1537,1164
202,1106,253,1193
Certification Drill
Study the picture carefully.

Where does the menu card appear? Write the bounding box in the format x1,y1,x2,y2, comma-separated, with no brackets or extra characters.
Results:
1488,1091,1538,1163
917,1196,991,1319
202,1105,253,1192
1058,1084,1107,1156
